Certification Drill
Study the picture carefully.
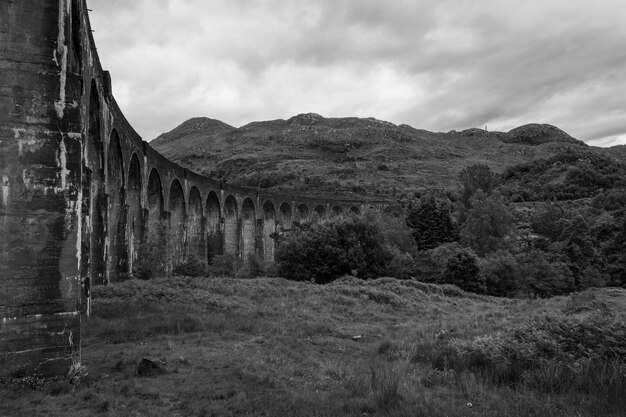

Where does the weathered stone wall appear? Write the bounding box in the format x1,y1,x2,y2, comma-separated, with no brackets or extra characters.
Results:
0,0,84,377
0,0,387,377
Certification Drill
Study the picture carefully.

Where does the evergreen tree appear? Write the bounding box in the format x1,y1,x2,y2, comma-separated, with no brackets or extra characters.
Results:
405,195,457,250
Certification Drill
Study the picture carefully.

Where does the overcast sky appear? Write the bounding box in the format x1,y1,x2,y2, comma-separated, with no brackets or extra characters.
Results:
89,0,626,147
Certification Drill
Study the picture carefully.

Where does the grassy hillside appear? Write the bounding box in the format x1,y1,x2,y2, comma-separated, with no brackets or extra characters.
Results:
2,276,624,416
151,114,611,199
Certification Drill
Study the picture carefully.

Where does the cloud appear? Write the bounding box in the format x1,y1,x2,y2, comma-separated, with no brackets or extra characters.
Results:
89,0,626,146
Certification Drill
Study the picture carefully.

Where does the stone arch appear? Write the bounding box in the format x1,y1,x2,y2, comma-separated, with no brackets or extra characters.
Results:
349,206,361,215
82,80,106,286
187,186,204,259
295,204,310,223
331,206,344,218
224,195,239,255
278,202,292,232
241,198,256,263
126,153,142,272
205,191,222,263
261,201,277,262
105,129,126,283
312,205,326,224
147,169,164,240
168,179,186,265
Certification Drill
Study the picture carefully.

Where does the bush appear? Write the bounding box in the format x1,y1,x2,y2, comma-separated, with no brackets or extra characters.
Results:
173,254,208,277
207,254,239,277
275,216,393,284
132,224,168,280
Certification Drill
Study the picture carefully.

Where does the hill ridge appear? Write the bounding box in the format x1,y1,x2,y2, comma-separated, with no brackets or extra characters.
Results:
151,114,618,198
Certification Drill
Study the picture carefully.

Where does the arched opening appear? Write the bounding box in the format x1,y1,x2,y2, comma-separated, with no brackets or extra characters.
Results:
331,206,344,218
126,154,142,273
278,203,292,233
312,205,326,224
145,169,165,275
168,179,186,266
206,191,222,263
349,206,361,215
105,130,126,283
261,201,276,262
296,204,310,223
224,195,239,255
241,198,256,263
82,81,106,286
187,187,204,260
147,169,164,240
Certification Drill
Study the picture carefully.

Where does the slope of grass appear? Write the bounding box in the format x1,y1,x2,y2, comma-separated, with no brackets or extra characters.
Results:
1,277,624,417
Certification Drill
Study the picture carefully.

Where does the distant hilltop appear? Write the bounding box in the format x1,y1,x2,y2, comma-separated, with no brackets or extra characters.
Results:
152,114,620,198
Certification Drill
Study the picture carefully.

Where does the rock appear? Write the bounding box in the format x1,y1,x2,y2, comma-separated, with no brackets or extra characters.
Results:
135,357,167,377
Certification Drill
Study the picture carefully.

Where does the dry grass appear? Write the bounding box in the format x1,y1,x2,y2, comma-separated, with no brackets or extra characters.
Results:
1,276,624,417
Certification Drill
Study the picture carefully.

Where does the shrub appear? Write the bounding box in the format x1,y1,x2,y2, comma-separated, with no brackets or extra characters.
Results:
275,216,393,284
172,254,208,277
207,254,239,277
132,224,168,280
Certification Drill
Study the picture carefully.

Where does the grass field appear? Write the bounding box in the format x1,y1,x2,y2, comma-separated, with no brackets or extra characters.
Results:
1,276,624,417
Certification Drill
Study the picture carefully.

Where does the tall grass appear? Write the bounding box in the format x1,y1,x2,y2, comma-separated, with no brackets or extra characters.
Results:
432,310,626,414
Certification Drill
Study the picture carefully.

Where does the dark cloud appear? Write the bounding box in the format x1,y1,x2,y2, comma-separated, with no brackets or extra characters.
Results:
89,0,626,146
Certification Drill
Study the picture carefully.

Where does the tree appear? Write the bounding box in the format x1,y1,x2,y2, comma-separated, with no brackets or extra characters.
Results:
405,195,457,250
275,216,393,284
441,249,483,294
605,216,626,287
559,215,599,289
479,250,520,297
460,191,513,256
459,164,499,206
515,250,574,297
531,203,568,242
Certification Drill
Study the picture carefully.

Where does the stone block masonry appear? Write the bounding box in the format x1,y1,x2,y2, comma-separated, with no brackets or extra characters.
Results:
0,0,385,377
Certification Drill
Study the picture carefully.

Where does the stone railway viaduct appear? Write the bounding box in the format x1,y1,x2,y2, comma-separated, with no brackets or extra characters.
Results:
0,0,386,377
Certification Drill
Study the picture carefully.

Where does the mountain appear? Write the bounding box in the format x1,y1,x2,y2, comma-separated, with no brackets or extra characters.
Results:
151,114,621,199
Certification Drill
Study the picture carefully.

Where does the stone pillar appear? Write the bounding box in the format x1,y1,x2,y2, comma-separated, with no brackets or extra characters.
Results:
0,0,83,377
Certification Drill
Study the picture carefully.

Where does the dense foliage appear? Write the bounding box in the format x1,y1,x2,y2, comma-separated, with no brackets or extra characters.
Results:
275,216,393,284
501,150,626,201
405,195,457,250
